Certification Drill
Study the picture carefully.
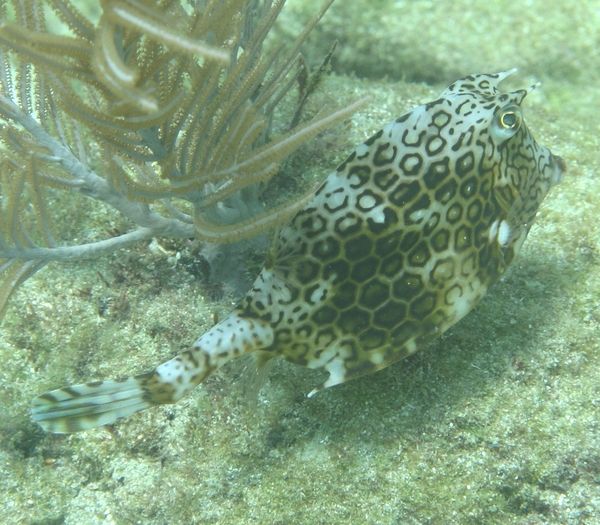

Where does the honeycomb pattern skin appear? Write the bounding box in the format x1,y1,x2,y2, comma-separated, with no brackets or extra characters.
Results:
31,71,566,432
237,70,565,390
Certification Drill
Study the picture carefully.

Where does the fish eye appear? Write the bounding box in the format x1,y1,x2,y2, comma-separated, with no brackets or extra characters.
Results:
500,111,517,129
490,105,522,141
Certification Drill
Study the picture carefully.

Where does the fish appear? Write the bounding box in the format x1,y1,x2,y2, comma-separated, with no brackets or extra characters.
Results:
31,70,565,433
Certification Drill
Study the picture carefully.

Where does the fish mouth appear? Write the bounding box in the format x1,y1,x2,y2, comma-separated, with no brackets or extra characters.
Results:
550,153,567,186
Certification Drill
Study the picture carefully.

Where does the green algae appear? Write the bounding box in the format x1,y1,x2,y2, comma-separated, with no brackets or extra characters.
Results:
1,0,600,524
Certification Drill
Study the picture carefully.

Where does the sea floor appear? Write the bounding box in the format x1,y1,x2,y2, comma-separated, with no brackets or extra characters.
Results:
1,0,599,524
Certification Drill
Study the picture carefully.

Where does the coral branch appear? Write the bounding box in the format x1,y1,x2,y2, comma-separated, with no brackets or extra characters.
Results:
0,0,367,320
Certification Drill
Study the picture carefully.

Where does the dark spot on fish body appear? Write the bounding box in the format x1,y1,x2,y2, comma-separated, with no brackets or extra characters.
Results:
430,257,456,287
373,169,399,190
454,225,472,252
312,236,341,261
423,211,442,237
390,320,418,347
323,259,350,284
289,342,311,364
367,207,398,235
467,199,483,224
407,241,431,267
425,135,447,156
304,283,322,305
393,272,424,302
312,306,338,325
277,285,300,306
430,110,452,129
399,153,423,176
455,151,475,177
446,202,463,224
372,143,398,166
474,221,490,248
347,165,371,189
399,230,420,253
375,231,402,258
301,214,328,237
344,234,373,261
324,195,349,214
356,189,383,212
315,327,336,350
373,300,407,329
350,256,379,282
389,180,421,208
332,281,357,309
395,112,412,124
358,327,387,350
460,176,478,199
425,98,445,111
182,350,199,368
460,253,477,277
296,260,320,284
238,301,263,320
338,306,370,335
334,212,363,237
401,129,426,148
359,279,389,309
409,292,438,320
403,194,431,226
274,328,292,346
423,157,451,190
431,228,450,252
380,252,404,278
295,324,312,338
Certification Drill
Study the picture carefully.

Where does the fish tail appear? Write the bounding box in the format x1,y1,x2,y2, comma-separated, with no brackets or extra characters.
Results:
31,375,155,433
30,347,215,434
31,312,274,433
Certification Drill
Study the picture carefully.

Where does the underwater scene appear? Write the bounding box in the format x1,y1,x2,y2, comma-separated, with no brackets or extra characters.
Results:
0,0,598,523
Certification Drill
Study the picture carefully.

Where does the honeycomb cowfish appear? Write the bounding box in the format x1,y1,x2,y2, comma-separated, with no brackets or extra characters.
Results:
32,70,565,433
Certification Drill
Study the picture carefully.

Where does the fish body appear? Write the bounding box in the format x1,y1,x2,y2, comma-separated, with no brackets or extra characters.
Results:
32,71,565,433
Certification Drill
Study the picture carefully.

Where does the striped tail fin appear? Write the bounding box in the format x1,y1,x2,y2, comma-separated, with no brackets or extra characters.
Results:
31,375,155,433
31,312,274,433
